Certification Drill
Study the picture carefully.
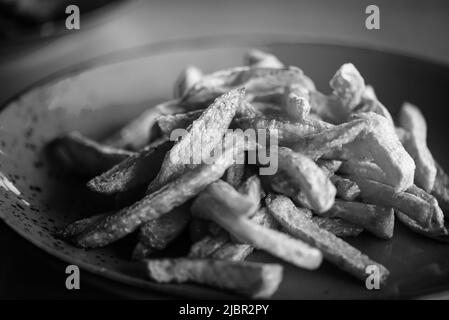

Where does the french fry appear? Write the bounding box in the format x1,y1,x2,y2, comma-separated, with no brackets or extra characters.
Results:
291,119,367,159
189,232,230,259
210,243,254,261
173,66,203,99
330,175,360,201
144,258,283,299
46,131,134,177
57,213,107,240
192,184,323,270
324,200,394,239
265,194,389,283
69,132,252,248
338,159,389,186
350,176,445,234
235,115,331,146
284,92,311,122
244,49,284,69
181,66,316,107
277,147,336,213
223,164,246,188
104,100,182,150
396,211,449,241
432,161,449,214
399,103,436,192
132,206,191,260
147,88,245,193
156,109,204,136
352,97,394,127
329,63,365,114
87,137,172,195
311,216,363,237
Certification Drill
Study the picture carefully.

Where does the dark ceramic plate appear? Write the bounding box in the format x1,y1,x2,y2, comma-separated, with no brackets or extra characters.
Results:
1,36,449,299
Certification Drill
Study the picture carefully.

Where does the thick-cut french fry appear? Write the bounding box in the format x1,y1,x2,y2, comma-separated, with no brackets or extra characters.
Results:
57,213,107,240
346,112,416,192
47,131,134,177
324,200,394,239
309,90,348,124
223,164,246,188
330,175,360,201
68,132,252,248
269,171,312,209
277,147,336,213
352,97,394,127
291,119,367,159
132,206,191,260
87,137,172,195
329,63,365,114
104,100,182,150
338,159,389,186
432,161,449,215
244,49,284,69
266,194,389,283
311,216,363,237
181,66,316,107
210,243,254,261
156,109,204,136
189,232,230,259
316,159,342,175
147,88,245,193
144,258,283,298
192,185,323,270
284,92,311,122
396,211,449,241
399,103,436,192
350,177,445,234
173,66,203,99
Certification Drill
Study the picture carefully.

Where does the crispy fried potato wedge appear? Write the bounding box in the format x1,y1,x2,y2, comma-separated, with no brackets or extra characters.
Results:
244,49,284,69
87,137,172,195
266,194,389,283
104,100,182,150
311,216,363,237
69,132,251,248
399,102,436,192
173,66,203,99
351,177,445,235
432,161,449,215
147,88,245,193
324,200,394,239
277,147,336,213
46,131,134,177
132,205,191,260
156,109,204,136
192,184,323,270
144,258,283,298
181,66,316,107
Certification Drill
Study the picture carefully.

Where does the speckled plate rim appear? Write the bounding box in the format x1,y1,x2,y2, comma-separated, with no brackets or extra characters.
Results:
2,34,449,299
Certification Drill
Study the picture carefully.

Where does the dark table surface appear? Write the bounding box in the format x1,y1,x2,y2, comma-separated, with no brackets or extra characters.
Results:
1,0,449,299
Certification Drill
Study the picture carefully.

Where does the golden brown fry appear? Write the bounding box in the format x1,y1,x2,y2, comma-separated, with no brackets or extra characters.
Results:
87,137,172,195
329,63,366,114
311,216,363,237
173,66,203,99
399,102,436,192
104,100,182,150
244,49,284,69
192,184,323,270
148,88,245,193
181,66,316,107
324,200,394,239
291,119,367,159
144,258,283,299
266,194,389,283
46,131,134,177
277,147,336,213
432,161,449,214
350,176,445,234
132,206,191,260
69,132,251,248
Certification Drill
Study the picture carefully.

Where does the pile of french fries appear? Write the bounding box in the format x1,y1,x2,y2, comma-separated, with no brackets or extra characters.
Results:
49,49,449,298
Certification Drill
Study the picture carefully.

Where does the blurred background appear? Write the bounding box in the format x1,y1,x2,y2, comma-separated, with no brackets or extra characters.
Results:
0,0,449,299
0,0,449,105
